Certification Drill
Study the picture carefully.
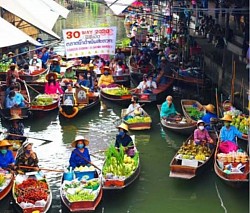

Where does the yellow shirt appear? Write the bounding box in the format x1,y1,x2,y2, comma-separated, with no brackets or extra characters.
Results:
98,74,114,87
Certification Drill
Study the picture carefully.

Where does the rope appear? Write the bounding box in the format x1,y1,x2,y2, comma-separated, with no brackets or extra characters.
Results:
214,182,228,213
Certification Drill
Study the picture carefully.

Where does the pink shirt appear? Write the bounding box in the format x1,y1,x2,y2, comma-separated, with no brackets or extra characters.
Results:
45,82,63,94
194,129,211,142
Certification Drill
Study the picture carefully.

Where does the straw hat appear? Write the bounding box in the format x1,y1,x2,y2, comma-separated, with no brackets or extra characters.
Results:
9,63,16,68
220,114,233,122
22,140,33,148
46,72,57,81
103,66,110,70
117,123,129,132
89,63,94,68
71,136,89,147
161,56,166,61
0,140,13,148
8,52,14,56
52,58,59,62
197,119,205,126
9,114,23,120
204,104,215,113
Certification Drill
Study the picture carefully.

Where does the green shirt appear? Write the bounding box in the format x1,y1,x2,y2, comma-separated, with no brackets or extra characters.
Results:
160,102,177,118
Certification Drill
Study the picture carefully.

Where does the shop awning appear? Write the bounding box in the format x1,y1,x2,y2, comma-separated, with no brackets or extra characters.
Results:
0,17,42,48
104,0,135,15
0,0,62,39
41,0,70,19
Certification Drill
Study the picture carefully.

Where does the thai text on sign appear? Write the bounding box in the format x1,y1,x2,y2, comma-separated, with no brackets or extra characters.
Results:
62,27,117,59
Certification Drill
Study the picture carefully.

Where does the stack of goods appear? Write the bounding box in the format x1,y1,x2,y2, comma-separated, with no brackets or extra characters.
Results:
176,140,212,161
125,116,151,124
185,106,204,120
102,145,139,180
31,94,55,106
102,85,130,96
217,151,248,164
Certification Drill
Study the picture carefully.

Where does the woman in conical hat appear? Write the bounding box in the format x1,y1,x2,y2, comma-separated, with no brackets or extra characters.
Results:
45,72,64,95
7,114,25,142
69,136,91,169
115,123,133,149
201,104,218,130
0,140,15,169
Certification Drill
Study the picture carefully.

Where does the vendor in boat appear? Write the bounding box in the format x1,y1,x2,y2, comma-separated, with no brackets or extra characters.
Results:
156,56,172,84
219,114,248,144
6,63,19,87
63,66,76,79
194,120,214,147
15,140,39,173
201,104,218,130
69,136,91,169
45,72,64,95
160,95,180,120
124,96,143,120
0,140,15,170
7,114,25,141
49,58,61,74
97,66,114,87
115,123,133,149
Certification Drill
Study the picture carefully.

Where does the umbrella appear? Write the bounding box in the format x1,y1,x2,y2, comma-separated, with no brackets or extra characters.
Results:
131,0,144,8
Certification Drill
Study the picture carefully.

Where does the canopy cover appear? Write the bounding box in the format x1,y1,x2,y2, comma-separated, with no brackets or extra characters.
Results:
104,0,136,15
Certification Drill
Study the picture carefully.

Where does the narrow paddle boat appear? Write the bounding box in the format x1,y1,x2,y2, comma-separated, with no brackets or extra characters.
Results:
12,172,52,213
169,133,217,179
157,105,196,135
102,136,140,190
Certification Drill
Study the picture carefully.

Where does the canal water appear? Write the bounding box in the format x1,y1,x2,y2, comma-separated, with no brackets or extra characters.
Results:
1,3,249,213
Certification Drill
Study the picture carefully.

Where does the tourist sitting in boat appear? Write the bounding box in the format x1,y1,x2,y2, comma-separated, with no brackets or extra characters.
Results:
115,123,134,156
49,58,61,74
45,72,64,95
6,114,25,141
135,74,157,94
97,67,114,87
114,48,125,63
75,73,89,88
0,140,15,170
201,104,218,130
13,83,29,107
6,63,19,87
5,85,28,109
219,115,248,152
124,96,143,121
156,56,172,84
48,47,57,59
114,60,125,76
194,120,214,147
160,95,180,120
15,140,39,173
29,54,42,70
5,91,17,109
69,136,91,169
38,47,49,69
85,72,94,91
5,82,16,98
63,66,76,79
21,63,30,75
65,83,75,93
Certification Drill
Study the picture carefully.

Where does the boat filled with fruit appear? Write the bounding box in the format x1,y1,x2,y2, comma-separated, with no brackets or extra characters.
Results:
181,99,205,122
214,141,249,188
102,140,140,190
157,105,196,135
60,165,102,212
0,169,14,200
100,84,132,105
30,94,60,114
169,133,217,179
121,108,152,130
12,172,52,213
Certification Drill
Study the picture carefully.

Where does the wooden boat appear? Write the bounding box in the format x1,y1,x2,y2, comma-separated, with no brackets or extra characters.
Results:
100,84,132,106
169,133,217,179
112,74,131,87
214,140,249,188
132,78,174,103
0,170,14,200
12,172,52,213
157,105,196,135
121,108,152,130
30,94,60,116
59,89,100,119
181,99,205,123
60,170,103,212
0,81,31,120
102,136,140,190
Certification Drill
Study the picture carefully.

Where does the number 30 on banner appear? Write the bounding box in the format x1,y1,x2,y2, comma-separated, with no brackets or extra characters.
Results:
66,31,81,39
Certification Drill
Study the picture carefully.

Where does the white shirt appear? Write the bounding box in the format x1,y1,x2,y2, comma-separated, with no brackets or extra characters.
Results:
137,80,157,91
127,103,142,117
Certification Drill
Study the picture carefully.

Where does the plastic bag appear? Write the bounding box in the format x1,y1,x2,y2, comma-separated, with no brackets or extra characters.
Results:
219,141,238,153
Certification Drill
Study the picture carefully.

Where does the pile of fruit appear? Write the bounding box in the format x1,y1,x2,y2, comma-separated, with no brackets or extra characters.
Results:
102,86,130,96
102,145,139,179
0,61,11,72
74,165,95,172
0,173,6,187
185,106,204,120
15,178,49,204
126,116,152,124
63,179,100,202
31,94,54,106
177,140,212,161
229,115,249,134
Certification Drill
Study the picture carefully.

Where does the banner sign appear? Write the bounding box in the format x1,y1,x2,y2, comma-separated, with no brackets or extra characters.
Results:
62,27,117,59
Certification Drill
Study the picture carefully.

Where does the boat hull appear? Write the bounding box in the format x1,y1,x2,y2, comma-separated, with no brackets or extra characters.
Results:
0,174,14,200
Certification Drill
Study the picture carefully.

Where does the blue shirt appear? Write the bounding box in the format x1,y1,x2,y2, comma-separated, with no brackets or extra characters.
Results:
14,93,25,106
5,96,16,108
0,150,15,169
220,125,243,144
115,134,133,148
69,148,91,169
202,112,218,130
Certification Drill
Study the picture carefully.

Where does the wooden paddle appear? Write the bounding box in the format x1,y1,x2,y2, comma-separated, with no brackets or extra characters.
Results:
18,165,64,172
23,80,41,94
1,132,53,143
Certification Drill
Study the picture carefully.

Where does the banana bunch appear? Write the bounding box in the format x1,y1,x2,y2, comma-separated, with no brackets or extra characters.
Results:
0,174,6,187
195,153,206,161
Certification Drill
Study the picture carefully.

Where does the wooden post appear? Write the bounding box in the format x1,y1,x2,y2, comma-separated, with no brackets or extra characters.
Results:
230,60,236,104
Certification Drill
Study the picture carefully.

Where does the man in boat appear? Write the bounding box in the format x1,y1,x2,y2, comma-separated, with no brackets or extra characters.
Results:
194,120,214,148
13,83,29,107
115,123,134,156
69,136,91,169
160,95,180,120
219,115,248,153
6,114,25,142
201,104,218,130
15,141,39,173
0,140,15,170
